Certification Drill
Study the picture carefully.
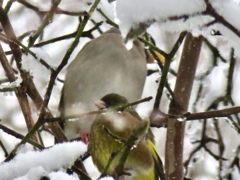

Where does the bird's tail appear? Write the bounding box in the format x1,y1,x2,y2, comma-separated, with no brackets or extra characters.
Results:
147,139,165,180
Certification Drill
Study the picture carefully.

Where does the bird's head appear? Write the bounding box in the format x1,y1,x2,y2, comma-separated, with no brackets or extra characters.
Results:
95,93,129,110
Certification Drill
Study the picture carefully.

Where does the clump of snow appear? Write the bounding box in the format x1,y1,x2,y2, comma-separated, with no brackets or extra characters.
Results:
213,23,240,58
115,0,240,59
14,166,49,180
0,141,87,180
210,0,240,30
198,62,228,109
84,156,100,179
48,171,79,180
116,0,206,38
0,74,22,94
21,48,51,93
156,15,213,37
21,47,51,74
15,167,79,180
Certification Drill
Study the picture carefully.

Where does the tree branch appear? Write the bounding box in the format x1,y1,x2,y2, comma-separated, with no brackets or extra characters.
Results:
151,105,240,128
165,33,203,179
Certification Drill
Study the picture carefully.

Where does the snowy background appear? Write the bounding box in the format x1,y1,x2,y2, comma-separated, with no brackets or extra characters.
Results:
0,0,240,179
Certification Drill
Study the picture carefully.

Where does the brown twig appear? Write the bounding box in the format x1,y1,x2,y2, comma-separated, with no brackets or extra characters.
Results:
46,96,153,123
150,105,240,128
0,38,41,145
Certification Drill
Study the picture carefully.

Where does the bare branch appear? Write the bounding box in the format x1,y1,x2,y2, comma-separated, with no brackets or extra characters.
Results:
165,33,203,179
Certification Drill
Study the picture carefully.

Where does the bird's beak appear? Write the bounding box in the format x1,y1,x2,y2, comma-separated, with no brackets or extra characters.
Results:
94,100,106,110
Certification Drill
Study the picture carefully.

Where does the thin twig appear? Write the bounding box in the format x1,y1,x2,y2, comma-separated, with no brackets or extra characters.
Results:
46,96,153,123
0,124,44,149
28,0,61,47
153,31,187,109
151,105,240,128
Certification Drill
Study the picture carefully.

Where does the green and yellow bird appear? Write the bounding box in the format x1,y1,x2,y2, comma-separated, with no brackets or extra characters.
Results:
89,93,165,180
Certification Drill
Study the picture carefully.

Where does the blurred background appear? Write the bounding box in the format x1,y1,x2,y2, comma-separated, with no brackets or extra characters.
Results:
0,0,239,179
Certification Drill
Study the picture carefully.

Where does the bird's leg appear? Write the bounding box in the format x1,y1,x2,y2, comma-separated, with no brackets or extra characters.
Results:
78,130,90,144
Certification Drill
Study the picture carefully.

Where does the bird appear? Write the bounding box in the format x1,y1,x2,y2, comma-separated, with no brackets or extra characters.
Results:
89,93,165,180
60,27,148,142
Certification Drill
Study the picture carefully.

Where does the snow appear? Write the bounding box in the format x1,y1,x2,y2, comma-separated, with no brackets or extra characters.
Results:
116,0,206,38
0,142,87,180
198,62,228,109
0,74,22,92
0,0,240,179
115,0,240,59
210,0,240,30
15,169,79,180
83,156,100,179
21,48,51,94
